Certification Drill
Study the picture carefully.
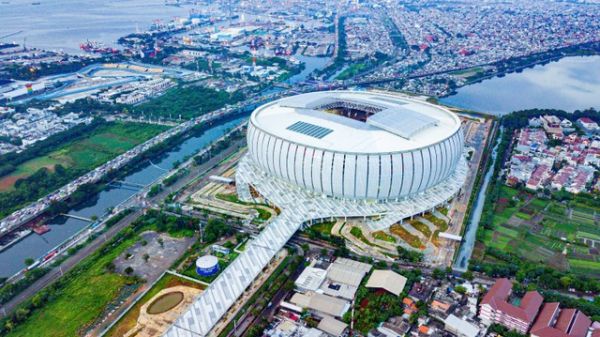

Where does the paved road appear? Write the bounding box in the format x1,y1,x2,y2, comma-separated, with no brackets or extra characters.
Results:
0,135,248,317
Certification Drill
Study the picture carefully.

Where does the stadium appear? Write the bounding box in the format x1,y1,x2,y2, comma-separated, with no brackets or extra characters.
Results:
242,90,464,203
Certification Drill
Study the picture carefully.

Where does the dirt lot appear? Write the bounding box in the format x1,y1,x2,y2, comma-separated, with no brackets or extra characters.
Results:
114,231,194,281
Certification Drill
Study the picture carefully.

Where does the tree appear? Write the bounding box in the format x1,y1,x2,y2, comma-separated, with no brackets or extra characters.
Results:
455,285,467,295
462,270,474,281
432,268,446,280
15,307,30,322
157,237,164,248
143,253,150,263
124,266,134,275
560,276,573,289
24,258,35,267
90,215,98,222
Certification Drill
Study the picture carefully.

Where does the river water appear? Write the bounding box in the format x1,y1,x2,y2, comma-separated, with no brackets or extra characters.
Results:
0,116,247,278
441,56,600,116
287,55,330,84
453,127,502,272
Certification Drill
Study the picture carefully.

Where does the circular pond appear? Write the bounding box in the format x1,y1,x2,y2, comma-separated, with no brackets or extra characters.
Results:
147,291,184,315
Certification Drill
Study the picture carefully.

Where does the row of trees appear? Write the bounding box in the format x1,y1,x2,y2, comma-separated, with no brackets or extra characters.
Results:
135,85,245,120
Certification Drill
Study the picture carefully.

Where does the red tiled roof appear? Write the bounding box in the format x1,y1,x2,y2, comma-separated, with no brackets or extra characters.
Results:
480,278,543,323
579,117,595,124
531,304,592,337
570,311,592,337
556,309,577,333
532,303,560,332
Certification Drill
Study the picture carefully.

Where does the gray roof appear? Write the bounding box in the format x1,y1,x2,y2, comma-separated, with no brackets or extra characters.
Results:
365,270,407,296
317,316,348,337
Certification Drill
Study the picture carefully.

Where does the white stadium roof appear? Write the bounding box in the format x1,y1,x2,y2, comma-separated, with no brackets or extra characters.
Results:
251,91,460,154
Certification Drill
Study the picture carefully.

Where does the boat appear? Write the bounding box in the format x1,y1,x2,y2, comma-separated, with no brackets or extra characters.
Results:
79,40,118,55
32,224,51,235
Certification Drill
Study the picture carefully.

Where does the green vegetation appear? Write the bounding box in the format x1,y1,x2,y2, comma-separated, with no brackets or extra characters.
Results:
471,108,600,295
390,224,423,249
334,52,389,81
4,55,121,81
477,174,600,275
347,268,421,333
488,324,527,337
335,63,367,80
372,231,396,243
408,220,432,238
350,226,373,246
0,121,167,217
0,210,198,336
136,86,244,120
396,246,423,263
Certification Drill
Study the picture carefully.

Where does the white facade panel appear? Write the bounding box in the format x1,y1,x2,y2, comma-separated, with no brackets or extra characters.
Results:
421,148,433,192
390,153,403,198
355,155,368,199
287,143,299,186
322,151,335,196
265,134,276,175
379,155,392,199
367,155,380,199
343,155,356,198
303,147,315,191
272,138,283,177
332,153,345,197
295,145,307,188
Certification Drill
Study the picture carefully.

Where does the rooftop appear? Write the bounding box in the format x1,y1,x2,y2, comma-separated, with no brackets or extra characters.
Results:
251,91,461,154
480,278,543,324
365,269,407,296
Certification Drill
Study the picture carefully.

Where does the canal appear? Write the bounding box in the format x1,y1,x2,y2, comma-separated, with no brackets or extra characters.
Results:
0,116,248,278
453,127,502,272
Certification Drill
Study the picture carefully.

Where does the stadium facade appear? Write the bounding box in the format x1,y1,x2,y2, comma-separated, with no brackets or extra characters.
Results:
244,91,464,201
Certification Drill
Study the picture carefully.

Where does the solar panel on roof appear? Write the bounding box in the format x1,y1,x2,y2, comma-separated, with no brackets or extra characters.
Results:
367,107,438,139
287,121,333,139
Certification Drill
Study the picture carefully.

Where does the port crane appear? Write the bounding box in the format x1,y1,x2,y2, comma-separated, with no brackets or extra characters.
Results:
0,30,23,41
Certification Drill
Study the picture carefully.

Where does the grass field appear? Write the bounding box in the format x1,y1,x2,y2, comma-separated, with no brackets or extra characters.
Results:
5,233,139,337
0,122,168,192
479,185,600,275
105,273,205,337
4,210,197,337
